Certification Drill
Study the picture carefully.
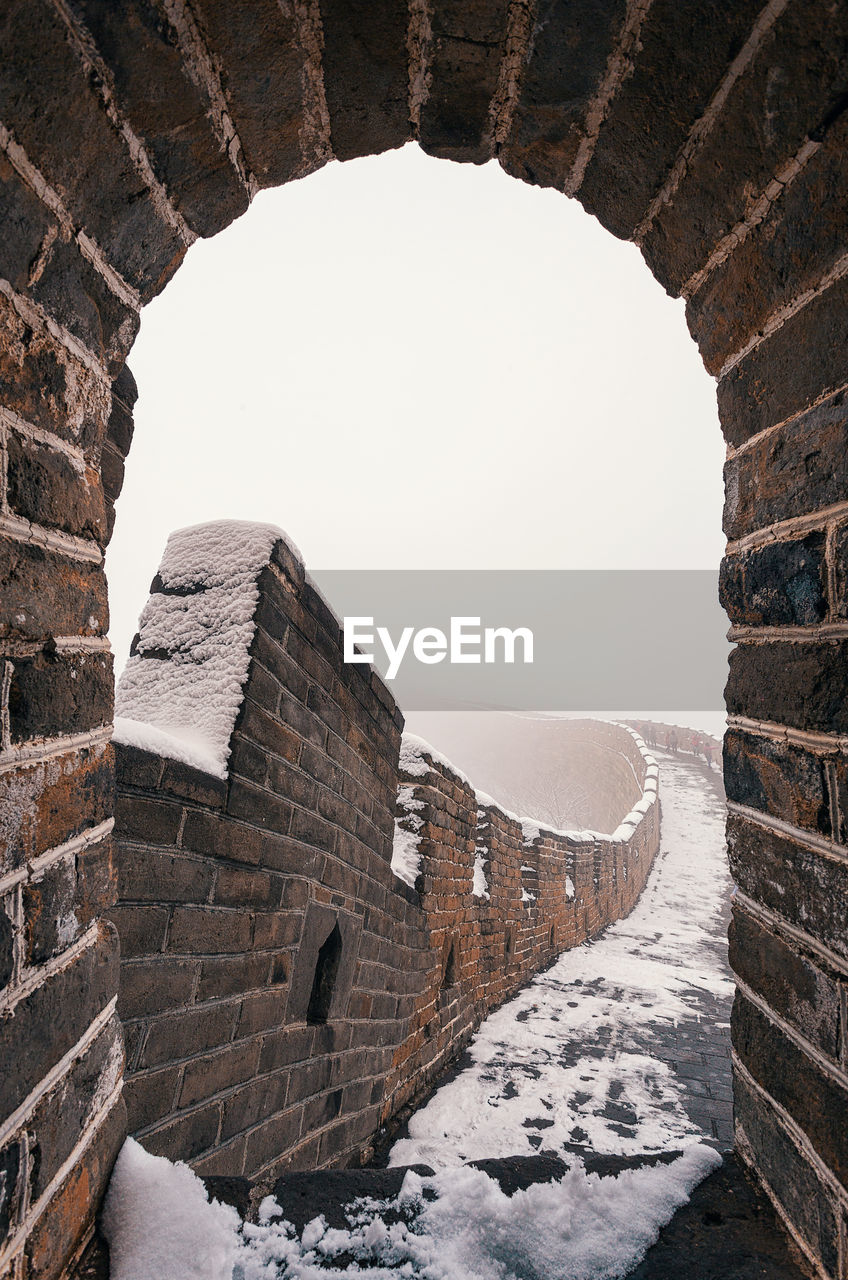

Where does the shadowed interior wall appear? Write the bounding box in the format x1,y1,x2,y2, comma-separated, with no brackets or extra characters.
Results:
1,2,847,1275
111,531,659,1181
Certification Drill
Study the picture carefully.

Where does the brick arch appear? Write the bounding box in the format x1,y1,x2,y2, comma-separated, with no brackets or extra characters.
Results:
1,3,847,1278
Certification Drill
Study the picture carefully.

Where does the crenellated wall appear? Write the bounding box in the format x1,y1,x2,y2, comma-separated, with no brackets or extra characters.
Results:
109,523,660,1183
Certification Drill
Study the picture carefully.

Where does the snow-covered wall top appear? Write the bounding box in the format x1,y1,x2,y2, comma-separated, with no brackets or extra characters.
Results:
114,520,301,780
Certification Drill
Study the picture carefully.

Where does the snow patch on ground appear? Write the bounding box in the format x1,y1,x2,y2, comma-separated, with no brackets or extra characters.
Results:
103,1138,719,1280
102,1138,239,1280
115,520,290,780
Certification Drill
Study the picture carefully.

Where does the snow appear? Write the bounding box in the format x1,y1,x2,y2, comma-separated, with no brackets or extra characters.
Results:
472,840,490,899
103,1139,719,1280
390,753,733,1170
101,1138,240,1280
392,785,426,887
115,521,293,780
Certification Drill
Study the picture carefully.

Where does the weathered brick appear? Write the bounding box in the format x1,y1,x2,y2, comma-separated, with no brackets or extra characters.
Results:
28,231,140,370
214,866,279,909
726,639,848,735
122,1063,181,1132
724,390,848,539
196,952,270,1002
0,292,110,451
28,1014,123,1199
189,0,308,189
158,758,226,808
226,778,293,833
117,956,197,1019
25,1093,125,1280
579,0,763,240
7,649,112,743
718,273,848,449
319,0,410,160
734,1068,840,1278
220,1071,289,1141
0,742,112,875
0,540,109,646
688,112,848,375
179,1038,261,1107
69,0,249,237
500,0,625,189
723,728,831,835
141,1001,239,1069
23,854,78,965
167,906,253,955
643,1,848,295
733,991,848,1187
0,923,118,1116
719,534,827,627
116,847,214,905
181,810,262,866
115,793,181,847
0,0,186,298
729,907,840,1063
109,904,169,959
138,1102,219,1162
727,812,848,961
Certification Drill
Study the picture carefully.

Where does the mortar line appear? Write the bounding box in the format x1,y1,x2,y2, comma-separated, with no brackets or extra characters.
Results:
50,0,196,245
563,0,655,197
727,800,848,867
0,996,118,1148
718,245,848,380
725,378,848,461
160,0,257,197
407,0,434,132
487,0,537,149
729,621,848,642
0,122,141,310
29,819,115,879
289,0,334,168
0,406,88,470
0,276,110,382
634,0,791,241
726,715,848,754
726,500,848,556
682,136,821,299
0,725,112,774
0,511,103,563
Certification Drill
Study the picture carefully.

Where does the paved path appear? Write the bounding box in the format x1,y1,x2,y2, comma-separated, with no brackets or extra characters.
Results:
389,748,735,1171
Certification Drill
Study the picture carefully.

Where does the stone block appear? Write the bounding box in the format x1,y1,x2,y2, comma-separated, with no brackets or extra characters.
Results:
718,272,848,449
108,904,169,960
719,534,827,627
723,728,831,835
178,1038,261,1108
115,793,181,848
728,812,848,962
733,991,848,1188
167,906,253,955
117,846,214,905
0,923,118,1117
644,1,848,295
7,649,112,743
0,541,109,646
70,0,249,237
319,0,410,159
23,854,78,965
0,0,186,297
726,639,848,735
117,956,198,1019
140,1000,239,1069
0,742,112,875
729,906,840,1063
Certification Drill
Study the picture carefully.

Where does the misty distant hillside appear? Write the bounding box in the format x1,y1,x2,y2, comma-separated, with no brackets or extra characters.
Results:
403,712,639,834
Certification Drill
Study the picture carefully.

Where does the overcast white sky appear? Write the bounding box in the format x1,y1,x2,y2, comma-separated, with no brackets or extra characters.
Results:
106,143,725,672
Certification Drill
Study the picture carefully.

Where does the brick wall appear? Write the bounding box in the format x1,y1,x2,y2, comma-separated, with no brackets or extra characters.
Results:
2,4,847,1276
111,526,660,1182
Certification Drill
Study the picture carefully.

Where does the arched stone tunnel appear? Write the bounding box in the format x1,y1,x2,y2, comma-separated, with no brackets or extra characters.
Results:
1,2,847,1277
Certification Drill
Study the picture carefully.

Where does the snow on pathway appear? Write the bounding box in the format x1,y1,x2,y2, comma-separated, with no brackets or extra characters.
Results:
391,750,734,1168
103,754,733,1280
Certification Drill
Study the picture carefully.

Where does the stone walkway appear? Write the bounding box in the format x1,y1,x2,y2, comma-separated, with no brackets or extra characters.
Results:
388,747,736,1172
